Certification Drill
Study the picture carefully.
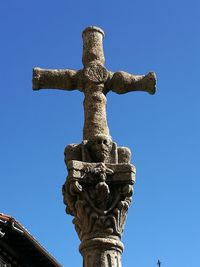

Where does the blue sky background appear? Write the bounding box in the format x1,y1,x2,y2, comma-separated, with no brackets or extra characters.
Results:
1,0,200,266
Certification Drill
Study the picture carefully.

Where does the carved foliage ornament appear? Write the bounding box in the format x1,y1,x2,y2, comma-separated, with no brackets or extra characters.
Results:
63,161,135,241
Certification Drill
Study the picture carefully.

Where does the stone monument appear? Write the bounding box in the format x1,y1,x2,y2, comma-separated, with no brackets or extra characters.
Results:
32,26,156,267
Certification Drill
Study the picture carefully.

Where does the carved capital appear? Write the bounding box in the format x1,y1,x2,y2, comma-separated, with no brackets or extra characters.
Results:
63,141,135,266
62,160,135,242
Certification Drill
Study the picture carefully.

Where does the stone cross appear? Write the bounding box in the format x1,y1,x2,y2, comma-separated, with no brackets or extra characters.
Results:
32,26,156,141
33,26,157,267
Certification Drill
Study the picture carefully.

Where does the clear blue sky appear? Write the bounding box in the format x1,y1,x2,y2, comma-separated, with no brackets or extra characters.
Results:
1,0,200,266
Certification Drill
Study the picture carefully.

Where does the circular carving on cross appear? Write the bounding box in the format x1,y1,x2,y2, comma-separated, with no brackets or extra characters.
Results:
84,63,108,83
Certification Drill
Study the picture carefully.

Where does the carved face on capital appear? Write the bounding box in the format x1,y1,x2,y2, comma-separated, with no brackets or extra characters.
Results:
87,135,112,163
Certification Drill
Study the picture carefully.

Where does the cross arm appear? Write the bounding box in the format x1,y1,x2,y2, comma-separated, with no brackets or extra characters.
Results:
109,71,156,95
32,67,82,91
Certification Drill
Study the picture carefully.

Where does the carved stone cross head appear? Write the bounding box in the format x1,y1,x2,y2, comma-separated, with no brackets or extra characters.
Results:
33,26,156,141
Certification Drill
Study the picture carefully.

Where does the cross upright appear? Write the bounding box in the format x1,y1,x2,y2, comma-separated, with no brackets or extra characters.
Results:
32,26,156,141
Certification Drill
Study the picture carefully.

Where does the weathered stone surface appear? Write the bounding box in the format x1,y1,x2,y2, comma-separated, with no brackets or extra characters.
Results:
82,26,105,66
80,238,123,267
32,26,156,141
64,137,131,165
63,160,135,233
33,26,157,267
62,157,135,267
62,136,136,266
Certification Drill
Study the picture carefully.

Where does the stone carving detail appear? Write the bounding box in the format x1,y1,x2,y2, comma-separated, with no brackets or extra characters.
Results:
63,160,135,241
33,26,156,267
62,138,135,266
62,135,135,266
32,26,156,141
84,63,108,83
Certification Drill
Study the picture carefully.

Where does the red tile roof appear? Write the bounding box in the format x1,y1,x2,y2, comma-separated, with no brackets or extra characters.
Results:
0,213,62,267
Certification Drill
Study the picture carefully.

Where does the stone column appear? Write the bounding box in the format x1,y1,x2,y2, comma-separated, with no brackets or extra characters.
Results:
62,143,135,267
80,238,123,267
32,24,156,267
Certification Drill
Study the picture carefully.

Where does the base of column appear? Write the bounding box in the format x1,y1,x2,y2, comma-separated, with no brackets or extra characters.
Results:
80,238,124,267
